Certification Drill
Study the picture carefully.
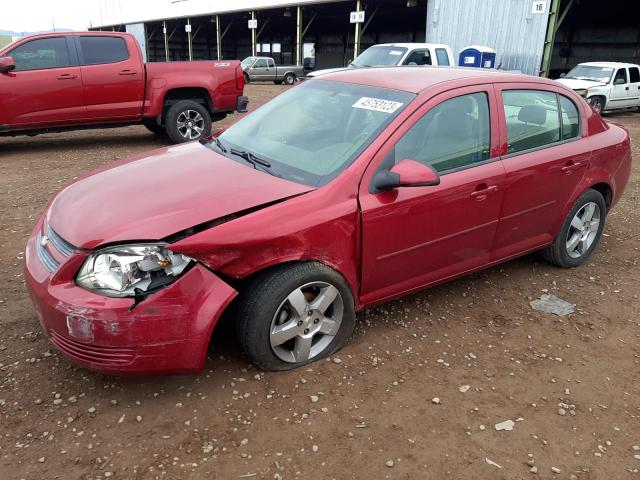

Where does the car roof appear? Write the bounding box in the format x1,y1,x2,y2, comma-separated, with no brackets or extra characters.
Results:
374,43,451,50
579,61,640,69
319,66,552,94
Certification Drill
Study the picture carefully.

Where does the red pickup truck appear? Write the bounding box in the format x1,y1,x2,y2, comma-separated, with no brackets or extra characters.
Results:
0,31,247,143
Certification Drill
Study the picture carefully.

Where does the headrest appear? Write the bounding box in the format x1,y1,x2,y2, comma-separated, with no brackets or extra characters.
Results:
518,105,547,126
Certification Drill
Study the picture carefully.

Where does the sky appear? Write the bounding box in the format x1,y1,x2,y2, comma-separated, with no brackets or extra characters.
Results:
1,0,334,32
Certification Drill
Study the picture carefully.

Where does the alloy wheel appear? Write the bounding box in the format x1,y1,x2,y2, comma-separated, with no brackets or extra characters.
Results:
566,201,600,259
176,109,204,140
269,282,344,363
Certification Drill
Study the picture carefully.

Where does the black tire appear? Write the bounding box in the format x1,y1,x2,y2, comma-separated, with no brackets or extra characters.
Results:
143,122,166,136
541,189,606,268
283,73,296,85
164,100,211,144
236,262,356,371
589,96,605,114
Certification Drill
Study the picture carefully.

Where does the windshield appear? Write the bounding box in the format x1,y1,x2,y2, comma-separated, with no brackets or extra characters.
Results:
241,57,257,67
214,80,414,186
351,46,408,68
564,65,614,83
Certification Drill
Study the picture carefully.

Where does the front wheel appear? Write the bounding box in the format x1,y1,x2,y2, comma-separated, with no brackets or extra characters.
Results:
236,262,356,371
164,100,212,143
541,189,606,268
283,73,296,85
589,96,605,114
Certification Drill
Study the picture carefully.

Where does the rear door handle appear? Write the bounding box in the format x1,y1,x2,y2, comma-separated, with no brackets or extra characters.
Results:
561,161,585,174
118,69,137,75
57,73,77,80
470,184,499,200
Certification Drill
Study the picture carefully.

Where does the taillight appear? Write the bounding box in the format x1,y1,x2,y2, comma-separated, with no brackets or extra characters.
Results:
236,65,244,90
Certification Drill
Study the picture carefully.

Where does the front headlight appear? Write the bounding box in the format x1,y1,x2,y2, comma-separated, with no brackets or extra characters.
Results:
76,244,193,297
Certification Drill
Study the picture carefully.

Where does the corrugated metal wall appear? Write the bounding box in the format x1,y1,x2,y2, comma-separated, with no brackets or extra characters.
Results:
425,0,550,75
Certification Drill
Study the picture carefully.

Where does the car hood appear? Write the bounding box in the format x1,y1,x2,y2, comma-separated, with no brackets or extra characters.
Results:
47,142,314,249
556,78,607,90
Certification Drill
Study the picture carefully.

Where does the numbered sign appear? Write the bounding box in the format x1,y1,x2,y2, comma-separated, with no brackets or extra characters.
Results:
185,24,192,33
248,19,258,29
350,11,365,23
531,1,547,14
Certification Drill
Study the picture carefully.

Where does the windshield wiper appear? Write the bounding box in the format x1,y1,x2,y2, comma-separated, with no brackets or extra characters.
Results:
229,148,272,168
212,136,227,153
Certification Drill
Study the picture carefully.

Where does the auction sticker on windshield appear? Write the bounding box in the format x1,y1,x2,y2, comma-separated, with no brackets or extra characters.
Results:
353,97,404,113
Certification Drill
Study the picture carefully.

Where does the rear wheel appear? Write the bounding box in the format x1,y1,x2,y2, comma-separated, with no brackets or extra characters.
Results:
541,189,606,268
236,262,356,371
164,100,211,143
284,73,296,85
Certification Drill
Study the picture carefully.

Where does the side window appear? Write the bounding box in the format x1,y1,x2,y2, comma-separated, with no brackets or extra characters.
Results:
502,90,560,154
9,37,71,71
629,67,640,83
613,68,628,84
394,92,491,173
79,36,128,65
435,48,450,66
254,58,268,68
404,49,431,66
559,95,580,140
267,58,275,68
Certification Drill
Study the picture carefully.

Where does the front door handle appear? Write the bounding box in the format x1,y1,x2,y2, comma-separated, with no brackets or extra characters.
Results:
561,161,585,174
625,86,630,91
470,184,499,200
57,73,77,80
118,69,137,75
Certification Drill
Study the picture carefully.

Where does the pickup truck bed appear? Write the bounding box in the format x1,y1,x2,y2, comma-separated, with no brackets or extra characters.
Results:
0,32,248,143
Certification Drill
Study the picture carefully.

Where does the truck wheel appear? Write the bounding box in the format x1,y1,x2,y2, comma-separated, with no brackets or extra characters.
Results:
589,96,605,114
540,189,606,268
284,73,296,85
143,122,166,136
236,262,356,371
165,100,211,143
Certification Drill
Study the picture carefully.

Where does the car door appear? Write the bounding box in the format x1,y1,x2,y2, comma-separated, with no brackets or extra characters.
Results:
491,86,590,260
627,66,640,106
358,85,506,304
0,35,85,129
609,67,630,108
265,58,277,81
75,34,144,120
250,58,269,81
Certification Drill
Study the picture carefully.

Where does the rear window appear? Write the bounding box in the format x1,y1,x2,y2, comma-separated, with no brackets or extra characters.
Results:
630,67,640,83
502,90,560,154
435,48,450,66
79,36,129,65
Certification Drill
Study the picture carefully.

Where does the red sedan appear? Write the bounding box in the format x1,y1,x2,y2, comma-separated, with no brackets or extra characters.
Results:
25,67,631,374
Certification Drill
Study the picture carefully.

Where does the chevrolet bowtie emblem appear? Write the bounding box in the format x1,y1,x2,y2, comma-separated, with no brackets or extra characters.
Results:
40,235,49,247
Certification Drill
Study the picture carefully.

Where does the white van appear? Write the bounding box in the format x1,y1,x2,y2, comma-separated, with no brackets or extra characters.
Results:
556,62,640,113
307,43,454,78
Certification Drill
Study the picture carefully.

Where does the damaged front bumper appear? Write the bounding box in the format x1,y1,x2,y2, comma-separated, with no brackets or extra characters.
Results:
24,218,238,375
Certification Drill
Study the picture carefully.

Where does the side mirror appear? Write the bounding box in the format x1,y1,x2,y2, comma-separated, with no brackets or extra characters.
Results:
559,72,566,78
372,159,440,192
0,56,15,73
614,78,626,85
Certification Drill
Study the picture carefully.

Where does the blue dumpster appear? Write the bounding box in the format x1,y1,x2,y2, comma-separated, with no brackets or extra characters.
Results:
459,46,496,69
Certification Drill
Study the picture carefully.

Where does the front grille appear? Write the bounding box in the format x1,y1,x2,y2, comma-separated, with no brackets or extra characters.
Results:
45,223,76,257
36,233,59,272
49,330,135,366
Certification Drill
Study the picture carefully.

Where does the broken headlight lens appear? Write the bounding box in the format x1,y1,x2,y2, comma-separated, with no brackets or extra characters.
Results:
76,244,193,297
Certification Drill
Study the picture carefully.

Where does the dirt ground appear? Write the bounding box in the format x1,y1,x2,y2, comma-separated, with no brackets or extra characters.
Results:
0,83,639,480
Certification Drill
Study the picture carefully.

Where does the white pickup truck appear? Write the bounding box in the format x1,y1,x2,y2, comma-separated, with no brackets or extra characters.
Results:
556,62,640,113
307,42,454,79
